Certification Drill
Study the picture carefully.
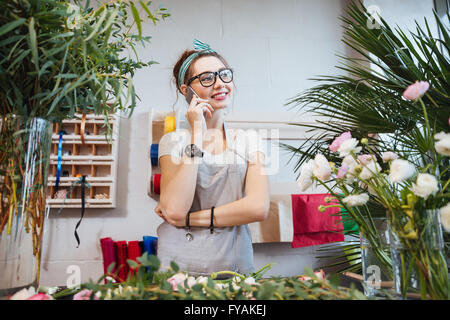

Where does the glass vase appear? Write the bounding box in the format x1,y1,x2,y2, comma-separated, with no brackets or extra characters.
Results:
360,217,393,298
388,208,449,300
0,115,52,297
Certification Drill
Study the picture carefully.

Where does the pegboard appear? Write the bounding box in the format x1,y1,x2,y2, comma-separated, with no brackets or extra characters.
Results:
46,113,119,208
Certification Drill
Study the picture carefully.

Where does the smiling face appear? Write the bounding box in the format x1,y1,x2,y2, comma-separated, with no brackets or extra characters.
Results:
181,56,234,111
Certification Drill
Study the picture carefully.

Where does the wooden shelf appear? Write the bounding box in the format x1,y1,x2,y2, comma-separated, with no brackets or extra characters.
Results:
46,113,119,209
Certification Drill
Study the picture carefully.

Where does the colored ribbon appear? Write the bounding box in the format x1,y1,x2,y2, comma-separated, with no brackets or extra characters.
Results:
150,144,159,167
164,116,176,134
152,174,161,195
55,131,65,189
56,175,91,248
74,175,88,248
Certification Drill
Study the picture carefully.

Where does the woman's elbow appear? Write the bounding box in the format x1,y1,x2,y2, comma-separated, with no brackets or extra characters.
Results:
253,199,270,222
160,203,186,222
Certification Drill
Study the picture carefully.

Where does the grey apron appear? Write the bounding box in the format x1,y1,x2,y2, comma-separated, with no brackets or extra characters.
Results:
156,122,255,277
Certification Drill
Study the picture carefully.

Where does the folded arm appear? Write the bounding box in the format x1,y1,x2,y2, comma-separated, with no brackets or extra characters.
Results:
156,152,270,227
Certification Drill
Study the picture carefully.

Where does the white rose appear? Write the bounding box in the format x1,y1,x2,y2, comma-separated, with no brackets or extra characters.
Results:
440,203,450,233
187,276,197,288
337,138,362,157
313,153,331,181
297,159,314,191
359,160,381,180
434,132,450,156
244,277,258,286
196,276,208,286
342,155,359,183
215,283,229,290
342,193,370,207
382,151,398,163
389,159,416,183
411,173,439,200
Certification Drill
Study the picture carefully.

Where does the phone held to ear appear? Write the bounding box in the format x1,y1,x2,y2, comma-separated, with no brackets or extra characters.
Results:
186,86,210,117
186,86,200,104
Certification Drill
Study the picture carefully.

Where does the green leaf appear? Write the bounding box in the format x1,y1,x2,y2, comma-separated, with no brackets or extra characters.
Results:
38,60,54,79
139,0,157,25
328,273,341,289
130,2,142,38
170,261,179,273
127,259,139,270
0,18,26,37
107,262,116,273
85,6,108,41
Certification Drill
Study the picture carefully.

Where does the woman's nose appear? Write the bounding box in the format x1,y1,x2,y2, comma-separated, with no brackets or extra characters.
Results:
214,75,226,88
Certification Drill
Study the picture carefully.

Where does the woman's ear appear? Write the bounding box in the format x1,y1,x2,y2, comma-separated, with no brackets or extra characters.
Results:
180,84,188,96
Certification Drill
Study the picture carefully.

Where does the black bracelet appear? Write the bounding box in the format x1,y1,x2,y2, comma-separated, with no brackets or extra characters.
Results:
210,206,215,234
185,212,193,241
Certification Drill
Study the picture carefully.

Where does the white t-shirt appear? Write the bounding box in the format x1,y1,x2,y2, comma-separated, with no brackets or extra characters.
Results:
157,123,267,167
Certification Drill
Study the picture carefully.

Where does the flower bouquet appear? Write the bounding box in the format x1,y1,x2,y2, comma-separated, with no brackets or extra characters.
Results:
25,253,368,300
297,82,449,300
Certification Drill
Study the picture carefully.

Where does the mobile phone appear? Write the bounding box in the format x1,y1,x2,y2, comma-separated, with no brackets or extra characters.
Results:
186,86,211,118
186,86,200,104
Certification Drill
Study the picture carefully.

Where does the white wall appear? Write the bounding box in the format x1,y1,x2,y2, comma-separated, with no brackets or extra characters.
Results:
40,0,439,286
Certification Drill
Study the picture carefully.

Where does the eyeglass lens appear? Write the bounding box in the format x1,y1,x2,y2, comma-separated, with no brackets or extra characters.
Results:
199,69,233,86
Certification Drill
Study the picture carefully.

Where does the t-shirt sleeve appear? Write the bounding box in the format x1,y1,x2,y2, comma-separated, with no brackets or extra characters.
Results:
157,130,189,166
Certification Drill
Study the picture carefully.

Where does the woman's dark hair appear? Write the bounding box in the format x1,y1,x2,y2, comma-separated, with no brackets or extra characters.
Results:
172,49,231,94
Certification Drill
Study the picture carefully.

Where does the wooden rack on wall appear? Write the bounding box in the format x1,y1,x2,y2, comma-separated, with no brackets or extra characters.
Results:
46,113,119,209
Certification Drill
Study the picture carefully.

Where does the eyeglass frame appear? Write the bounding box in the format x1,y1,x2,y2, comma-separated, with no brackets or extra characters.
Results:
186,68,233,87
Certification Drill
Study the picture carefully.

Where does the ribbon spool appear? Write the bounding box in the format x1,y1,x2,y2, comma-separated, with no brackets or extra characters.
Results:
150,144,159,167
164,116,176,134
151,173,161,195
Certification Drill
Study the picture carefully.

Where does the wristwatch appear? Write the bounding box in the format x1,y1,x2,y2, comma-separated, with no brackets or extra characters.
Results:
184,144,204,158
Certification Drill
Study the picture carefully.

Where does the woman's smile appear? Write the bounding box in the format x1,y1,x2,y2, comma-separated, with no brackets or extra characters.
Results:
211,91,229,101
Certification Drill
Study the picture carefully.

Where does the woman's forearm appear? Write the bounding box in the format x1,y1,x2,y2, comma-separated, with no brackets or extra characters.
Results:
188,195,269,228
160,133,203,218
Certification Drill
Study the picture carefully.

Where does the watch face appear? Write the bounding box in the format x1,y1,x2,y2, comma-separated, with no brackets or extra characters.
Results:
185,144,203,158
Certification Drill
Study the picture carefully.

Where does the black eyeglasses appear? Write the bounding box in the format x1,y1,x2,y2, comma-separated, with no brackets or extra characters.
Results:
186,68,233,87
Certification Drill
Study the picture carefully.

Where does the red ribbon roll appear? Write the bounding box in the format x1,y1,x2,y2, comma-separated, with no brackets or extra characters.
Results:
152,174,161,195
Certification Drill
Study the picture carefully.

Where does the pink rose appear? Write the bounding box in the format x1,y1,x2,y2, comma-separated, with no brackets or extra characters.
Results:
357,154,376,166
167,273,187,291
337,163,349,179
329,131,352,152
402,81,429,100
315,270,325,280
300,270,325,282
73,289,98,300
27,293,52,300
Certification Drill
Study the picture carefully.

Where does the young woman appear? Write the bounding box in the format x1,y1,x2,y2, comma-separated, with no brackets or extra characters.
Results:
154,40,270,277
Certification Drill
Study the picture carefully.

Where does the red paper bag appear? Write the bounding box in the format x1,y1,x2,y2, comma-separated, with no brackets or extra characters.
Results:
291,194,344,248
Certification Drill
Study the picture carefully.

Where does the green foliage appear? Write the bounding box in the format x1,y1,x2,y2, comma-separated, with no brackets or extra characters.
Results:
51,254,368,300
0,0,169,133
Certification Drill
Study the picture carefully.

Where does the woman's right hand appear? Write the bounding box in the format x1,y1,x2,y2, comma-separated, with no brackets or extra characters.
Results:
185,96,214,138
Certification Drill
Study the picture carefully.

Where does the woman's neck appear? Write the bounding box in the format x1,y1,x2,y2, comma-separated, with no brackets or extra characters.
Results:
205,108,226,131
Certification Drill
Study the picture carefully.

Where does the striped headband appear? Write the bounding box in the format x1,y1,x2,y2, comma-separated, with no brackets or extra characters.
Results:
177,39,216,89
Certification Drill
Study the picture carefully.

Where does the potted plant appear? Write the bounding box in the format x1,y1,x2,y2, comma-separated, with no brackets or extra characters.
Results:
0,0,169,296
